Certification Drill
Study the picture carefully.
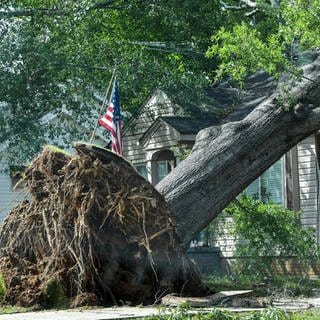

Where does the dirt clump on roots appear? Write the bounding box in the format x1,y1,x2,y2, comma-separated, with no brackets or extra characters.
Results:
0,143,208,307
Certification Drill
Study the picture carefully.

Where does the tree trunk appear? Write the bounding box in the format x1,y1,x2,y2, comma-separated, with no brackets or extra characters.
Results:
157,53,320,246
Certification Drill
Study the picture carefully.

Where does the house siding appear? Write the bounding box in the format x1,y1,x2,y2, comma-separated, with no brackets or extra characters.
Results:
145,122,180,151
209,216,237,258
123,90,179,163
0,174,10,222
297,136,319,230
0,173,27,223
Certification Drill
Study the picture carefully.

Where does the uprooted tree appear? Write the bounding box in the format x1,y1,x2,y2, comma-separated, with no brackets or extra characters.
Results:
0,144,208,307
1,54,320,307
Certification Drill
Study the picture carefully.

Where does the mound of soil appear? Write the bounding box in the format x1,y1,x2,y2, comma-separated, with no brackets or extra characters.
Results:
0,143,207,307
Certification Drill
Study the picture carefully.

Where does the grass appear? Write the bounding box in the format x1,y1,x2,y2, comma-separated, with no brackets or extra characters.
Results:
290,310,320,320
2,305,320,319
146,307,320,320
43,278,68,309
44,144,72,156
0,306,31,314
1,274,320,317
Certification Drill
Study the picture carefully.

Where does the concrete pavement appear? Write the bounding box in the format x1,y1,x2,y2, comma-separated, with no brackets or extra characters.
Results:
0,306,161,320
2,297,320,319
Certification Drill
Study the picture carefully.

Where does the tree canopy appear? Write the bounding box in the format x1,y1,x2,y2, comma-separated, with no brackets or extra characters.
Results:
1,0,320,163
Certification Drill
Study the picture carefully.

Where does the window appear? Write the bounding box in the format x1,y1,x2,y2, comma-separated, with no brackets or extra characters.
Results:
156,161,171,182
246,159,284,204
135,164,148,180
151,150,176,185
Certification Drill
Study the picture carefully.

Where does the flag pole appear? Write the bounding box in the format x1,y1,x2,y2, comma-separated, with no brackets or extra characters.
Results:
89,68,117,144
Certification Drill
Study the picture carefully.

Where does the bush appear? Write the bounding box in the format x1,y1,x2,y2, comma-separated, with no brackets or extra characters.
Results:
42,279,67,309
224,195,320,275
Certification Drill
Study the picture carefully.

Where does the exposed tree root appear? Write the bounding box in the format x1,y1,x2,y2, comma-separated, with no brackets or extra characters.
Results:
0,143,208,307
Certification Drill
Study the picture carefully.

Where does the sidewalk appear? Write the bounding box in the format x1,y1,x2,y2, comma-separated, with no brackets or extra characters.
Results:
0,306,160,320
2,297,320,320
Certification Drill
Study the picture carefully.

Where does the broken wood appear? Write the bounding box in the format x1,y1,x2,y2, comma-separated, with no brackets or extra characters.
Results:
161,290,254,307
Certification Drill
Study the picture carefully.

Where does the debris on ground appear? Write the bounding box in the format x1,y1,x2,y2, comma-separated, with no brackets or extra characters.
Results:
160,290,269,308
0,143,208,307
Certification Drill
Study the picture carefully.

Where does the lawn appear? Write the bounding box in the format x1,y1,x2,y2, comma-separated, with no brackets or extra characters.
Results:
146,307,320,320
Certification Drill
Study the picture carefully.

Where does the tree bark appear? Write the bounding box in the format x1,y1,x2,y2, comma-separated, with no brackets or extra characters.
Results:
157,53,320,246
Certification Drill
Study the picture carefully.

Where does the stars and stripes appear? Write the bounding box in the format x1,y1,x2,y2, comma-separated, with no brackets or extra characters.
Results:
99,80,123,155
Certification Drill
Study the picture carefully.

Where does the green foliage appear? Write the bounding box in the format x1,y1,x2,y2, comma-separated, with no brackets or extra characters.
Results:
177,144,192,161
206,0,320,83
42,279,68,309
2,0,320,163
224,195,320,274
0,0,222,163
0,274,6,303
280,0,320,50
0,306,30,314
206,24,286,83
146,306,320,320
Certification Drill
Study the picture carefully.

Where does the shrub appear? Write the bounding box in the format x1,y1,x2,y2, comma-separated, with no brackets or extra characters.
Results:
224,195,320,275
42,279,68,309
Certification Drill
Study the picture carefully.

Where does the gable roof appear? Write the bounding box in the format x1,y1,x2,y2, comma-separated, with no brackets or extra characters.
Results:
126,52,320,144
124,71,279,139
161,116,220,134
206,71,278,123
139,115,219,147
203,51,319,123
123,89,180,134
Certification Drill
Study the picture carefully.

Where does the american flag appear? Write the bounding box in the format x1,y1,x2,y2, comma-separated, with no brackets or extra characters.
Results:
99,80,123,155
